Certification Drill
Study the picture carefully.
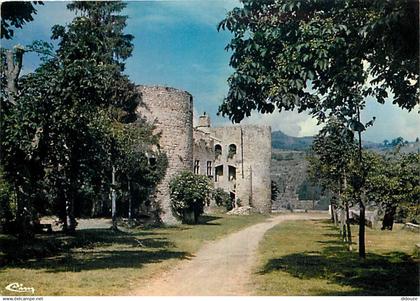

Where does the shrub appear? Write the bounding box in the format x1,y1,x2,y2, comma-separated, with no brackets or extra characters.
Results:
213,188,233,211
169,171,212,224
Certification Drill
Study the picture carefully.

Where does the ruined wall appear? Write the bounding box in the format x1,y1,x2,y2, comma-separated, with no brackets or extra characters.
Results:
136,85,193,224
241,125,272,213
193,128,215,176
207,125,272,213
207,126,244,204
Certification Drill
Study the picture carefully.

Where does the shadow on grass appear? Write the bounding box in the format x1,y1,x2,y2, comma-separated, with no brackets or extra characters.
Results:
259,225,419,296
0,214,225,270
19,248,192,273
197,215,222,225
0,227,192,271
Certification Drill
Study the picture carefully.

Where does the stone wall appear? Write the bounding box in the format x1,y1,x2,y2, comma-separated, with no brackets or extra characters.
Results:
136,85,193,224
135,86,271,223
242,126,272,213
193,129,215,175
207,125,272,213
271,150,308,210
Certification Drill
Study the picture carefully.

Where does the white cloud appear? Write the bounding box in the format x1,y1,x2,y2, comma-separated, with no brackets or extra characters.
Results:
225,110,321,137
362,101,420,142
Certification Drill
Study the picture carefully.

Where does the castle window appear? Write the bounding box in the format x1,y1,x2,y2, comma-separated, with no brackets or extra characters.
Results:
206,161,212,176
215,144,222,158
194,160,200,174
228,144,237,159
215,165,223,182
228,165,236,181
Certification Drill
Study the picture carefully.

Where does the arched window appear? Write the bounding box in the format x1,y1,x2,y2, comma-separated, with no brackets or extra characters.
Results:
215,144,222,158
228,144,237,159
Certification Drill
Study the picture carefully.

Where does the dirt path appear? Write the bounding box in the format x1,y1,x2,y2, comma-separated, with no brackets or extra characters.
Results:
133,212,327,296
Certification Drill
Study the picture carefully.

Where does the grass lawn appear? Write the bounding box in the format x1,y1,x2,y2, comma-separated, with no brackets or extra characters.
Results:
0,212,267,296
253,219,419,296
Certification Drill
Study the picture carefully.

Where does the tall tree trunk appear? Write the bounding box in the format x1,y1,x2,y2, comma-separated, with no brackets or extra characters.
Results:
128,177,132,221
356,107,366,259
64,150,79,234
340,209,347,241
338,181,345,241
15,184,32,238
111,166,117,230
4,48,26,236
61,181,76,234
358,199,366,258
345,200,352,250
65,197,76,234
5,47,24,105
330,201,335,222
343,170,352,250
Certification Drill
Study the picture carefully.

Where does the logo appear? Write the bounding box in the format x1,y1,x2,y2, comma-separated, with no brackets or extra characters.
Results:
5,282,35,294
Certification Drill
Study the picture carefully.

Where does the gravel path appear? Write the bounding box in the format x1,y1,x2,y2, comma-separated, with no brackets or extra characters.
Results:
133,213,326,296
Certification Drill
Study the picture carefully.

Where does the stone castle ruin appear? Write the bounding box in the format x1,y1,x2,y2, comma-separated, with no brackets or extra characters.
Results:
136,85,272,224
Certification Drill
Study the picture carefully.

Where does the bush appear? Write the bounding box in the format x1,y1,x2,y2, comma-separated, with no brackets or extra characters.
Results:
213,188,233,211
169,171,212,224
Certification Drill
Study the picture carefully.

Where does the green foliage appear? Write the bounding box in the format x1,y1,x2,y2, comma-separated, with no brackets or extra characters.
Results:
218,0,419,123
1,1,43,39
364,151,420,226
296,179,321,201
169,171,213,224
307,118,357,196
0,165,15,227
381,136,406,149
213,188,233,211
0,1,164,233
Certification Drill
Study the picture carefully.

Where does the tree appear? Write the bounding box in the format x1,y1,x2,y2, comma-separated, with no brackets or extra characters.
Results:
170,171,212,224
0,1,161,235
308,118,357,249
364,151,420,230
219,0,419,258
111,120,167,224
1,1,43,39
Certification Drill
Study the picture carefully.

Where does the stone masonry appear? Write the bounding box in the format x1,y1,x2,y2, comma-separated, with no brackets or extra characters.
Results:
136,85,193,224
136,85,271,224
195,116,272,214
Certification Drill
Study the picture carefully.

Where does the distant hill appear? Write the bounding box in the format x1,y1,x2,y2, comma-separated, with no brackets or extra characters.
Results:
271,130,419,152
271,130,313,151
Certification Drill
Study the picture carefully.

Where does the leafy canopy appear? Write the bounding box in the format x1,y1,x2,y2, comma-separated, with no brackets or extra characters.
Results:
218,0,419,123
1,1,43,39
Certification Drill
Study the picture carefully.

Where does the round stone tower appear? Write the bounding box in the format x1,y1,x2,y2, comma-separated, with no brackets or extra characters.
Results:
136,85,193,224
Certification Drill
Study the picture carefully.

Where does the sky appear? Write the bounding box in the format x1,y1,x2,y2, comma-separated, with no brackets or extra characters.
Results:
2,0,419,142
